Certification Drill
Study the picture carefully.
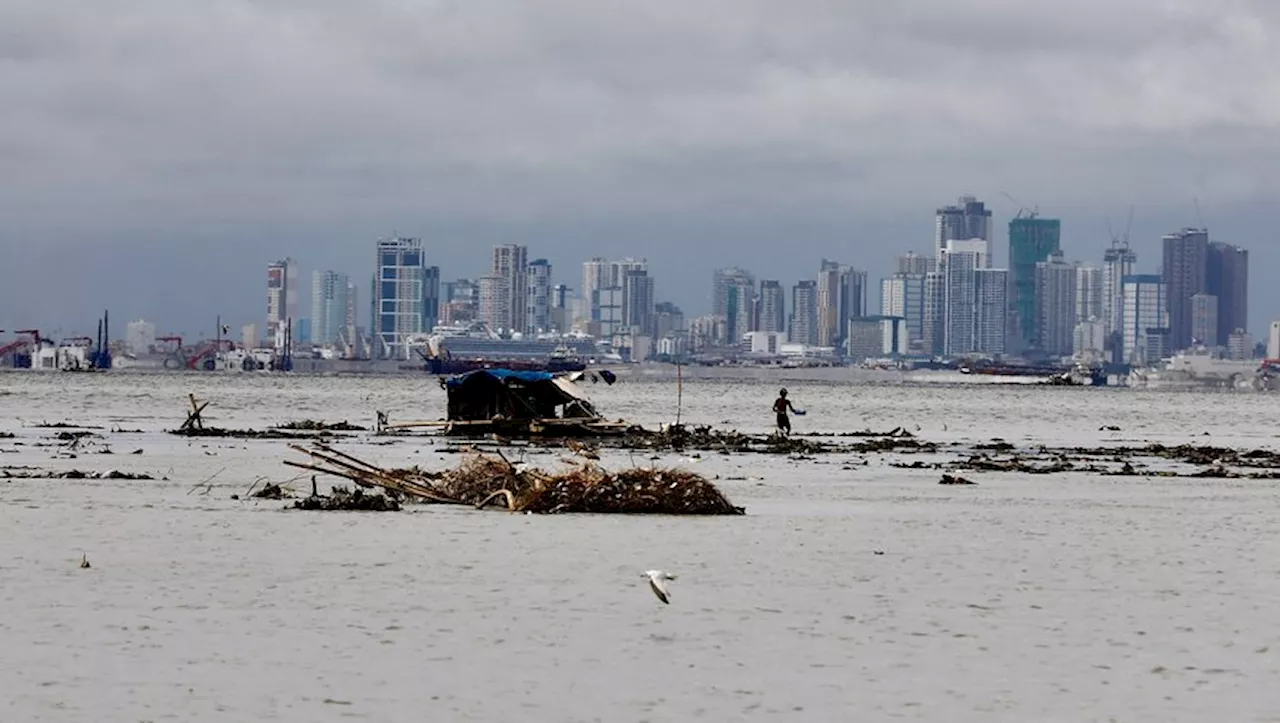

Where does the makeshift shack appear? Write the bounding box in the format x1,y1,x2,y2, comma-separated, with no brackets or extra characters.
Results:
444,369,600,423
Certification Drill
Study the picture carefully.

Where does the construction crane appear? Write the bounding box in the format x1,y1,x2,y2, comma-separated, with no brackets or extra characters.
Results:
1001,191,1039,220
1106,205,1134,250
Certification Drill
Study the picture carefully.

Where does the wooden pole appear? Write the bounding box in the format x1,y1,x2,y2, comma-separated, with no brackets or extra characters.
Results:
675,359,683,426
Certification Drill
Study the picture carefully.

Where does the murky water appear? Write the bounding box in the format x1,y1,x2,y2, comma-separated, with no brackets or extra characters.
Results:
1,371,1278,722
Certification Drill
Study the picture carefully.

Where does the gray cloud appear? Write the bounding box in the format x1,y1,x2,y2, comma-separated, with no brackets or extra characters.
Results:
1,0,1277,335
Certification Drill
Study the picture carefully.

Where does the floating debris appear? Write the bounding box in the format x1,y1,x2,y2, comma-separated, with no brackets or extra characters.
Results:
0,467,154,480
251,482,291,499
170,427,354,440
939,474,976,485
275,420,367,432
284,443,744,515
293,485,401,512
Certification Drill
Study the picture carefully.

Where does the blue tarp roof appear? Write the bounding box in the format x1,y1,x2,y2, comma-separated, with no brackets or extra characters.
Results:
445,369,556,387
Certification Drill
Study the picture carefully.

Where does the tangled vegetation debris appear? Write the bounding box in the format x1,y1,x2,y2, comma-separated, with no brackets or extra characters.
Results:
293,485,401,511
252,482,291,499
1,467,153,480
275,420,367,432
170,426,354,440
285,443,744,515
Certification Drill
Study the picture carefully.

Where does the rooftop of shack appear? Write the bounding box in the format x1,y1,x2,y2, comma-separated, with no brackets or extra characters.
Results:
444,368,598,421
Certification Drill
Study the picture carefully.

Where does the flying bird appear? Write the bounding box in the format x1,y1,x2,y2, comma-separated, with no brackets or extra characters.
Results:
645,569,676,604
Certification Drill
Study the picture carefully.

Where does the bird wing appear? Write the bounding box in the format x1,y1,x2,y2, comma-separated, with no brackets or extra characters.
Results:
649,577,670,604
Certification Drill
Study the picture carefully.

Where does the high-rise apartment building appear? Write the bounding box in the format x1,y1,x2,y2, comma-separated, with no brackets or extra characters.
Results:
816,260,868,348
310,270,351,346
1206,241,1248,346
1035,252,1077,357
1102,239,1137,342
1008,217,1061,350
372,237,439,359
582,257,648,327
491,244,529,334
881,273,926,351
790,280,818,346
1161,228,1209,352
622,268,655,334
712,267,756,346
266,257,299,351
817,260,842,347
940,239,1005,357
922,271,946,356
477,275,508,332
935,195,992,260
758,280,786,334
526,259,553,334
1075,265,1104,327
1121,274,1169,366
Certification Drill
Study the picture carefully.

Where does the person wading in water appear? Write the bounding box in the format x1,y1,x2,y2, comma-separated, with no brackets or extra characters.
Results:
773,388,798,436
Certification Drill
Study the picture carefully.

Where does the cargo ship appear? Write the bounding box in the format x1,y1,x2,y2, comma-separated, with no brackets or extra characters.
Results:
418,323,594,376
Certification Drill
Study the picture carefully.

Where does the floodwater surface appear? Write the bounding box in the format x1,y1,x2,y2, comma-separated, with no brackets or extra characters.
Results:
1,372,1278,722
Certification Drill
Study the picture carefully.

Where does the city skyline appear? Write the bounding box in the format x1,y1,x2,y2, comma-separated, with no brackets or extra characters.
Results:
14,200,1259,355
2,3,1278,339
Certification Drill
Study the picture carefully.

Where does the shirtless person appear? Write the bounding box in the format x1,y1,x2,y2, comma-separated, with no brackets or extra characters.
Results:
773,388,797,435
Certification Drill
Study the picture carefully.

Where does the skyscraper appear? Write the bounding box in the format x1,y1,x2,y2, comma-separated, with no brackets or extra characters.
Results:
941,239,1005,357
266,257,299,351
1008,216,1062,350
817,260,842,347
839,267,868,332
310,270,351,346
1102,238,1137,342
1035,252,1077,357
1075,265,1104,328
935,195,992,260
492,244,529,333
758,280,786,334
1161,228,1209,352
1206,241,1248,345
975,269,1008,356
622,268,655,334
372,237,438,359
477,275,508,333
583,257,647,326
712,267,755,345
790,280,818,346
526,259,553,334
1121,274,1169,365
817,261,867,348
922,271,945,356
942,242,983,356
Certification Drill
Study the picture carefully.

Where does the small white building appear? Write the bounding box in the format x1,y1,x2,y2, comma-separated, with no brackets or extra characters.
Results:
1269,321,1280,360
745,331,786,355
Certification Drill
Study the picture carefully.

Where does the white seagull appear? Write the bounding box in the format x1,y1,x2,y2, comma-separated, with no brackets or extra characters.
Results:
645,570,676,604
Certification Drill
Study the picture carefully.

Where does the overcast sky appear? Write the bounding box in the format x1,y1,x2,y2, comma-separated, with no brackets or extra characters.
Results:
2,0,1278,339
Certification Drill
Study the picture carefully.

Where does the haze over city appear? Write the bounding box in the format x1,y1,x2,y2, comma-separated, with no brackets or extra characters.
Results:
2,1,1278,337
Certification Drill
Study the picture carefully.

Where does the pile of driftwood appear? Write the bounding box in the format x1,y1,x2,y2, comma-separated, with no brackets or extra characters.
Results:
284,443,744,515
